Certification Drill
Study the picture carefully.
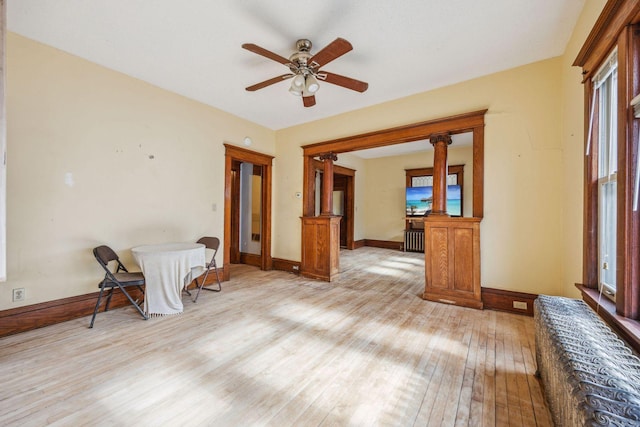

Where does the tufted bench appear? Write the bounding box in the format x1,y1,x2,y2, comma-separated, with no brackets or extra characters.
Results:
534,295,640,426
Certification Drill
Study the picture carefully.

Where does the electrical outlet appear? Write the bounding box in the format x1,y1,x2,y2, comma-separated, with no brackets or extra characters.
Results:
513,301,527,310
12,288,25,302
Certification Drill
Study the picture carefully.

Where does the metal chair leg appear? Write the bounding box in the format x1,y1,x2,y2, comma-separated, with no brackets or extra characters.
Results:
193,265,221,302
203,266,222,292
89,287,106,328
116,284,148,320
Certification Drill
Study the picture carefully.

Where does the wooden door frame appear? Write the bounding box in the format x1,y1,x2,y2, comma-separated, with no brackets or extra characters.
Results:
223,144,273,279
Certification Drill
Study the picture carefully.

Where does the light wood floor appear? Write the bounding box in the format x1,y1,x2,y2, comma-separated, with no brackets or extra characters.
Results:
0,247,552,426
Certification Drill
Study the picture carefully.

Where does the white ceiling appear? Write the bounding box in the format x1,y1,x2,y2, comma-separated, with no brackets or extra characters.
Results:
7,0,585,131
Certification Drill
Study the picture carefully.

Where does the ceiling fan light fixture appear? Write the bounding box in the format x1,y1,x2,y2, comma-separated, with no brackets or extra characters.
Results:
291,74,305,88
243,37,367,107
289,81,303,96
305,74,320,93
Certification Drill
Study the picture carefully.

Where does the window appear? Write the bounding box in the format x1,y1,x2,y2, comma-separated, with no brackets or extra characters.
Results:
574,2,640,346
405,165,465,231
594,51,618,299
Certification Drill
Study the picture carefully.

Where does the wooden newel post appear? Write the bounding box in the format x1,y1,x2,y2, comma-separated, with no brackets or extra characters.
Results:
320,152,338,216
430,133,452,216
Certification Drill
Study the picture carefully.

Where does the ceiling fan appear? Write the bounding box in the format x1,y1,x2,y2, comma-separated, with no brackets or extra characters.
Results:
242,38,368,107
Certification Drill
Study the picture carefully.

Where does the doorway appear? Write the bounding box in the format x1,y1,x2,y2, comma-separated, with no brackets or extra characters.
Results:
223,144,273,279
230,161,263,267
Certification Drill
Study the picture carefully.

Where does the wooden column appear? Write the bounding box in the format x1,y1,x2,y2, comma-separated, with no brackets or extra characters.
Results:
300,152,341,281
430,133,452,216
320,152,337,215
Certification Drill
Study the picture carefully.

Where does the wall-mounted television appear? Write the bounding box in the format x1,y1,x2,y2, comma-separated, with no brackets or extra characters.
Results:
406,185,462,217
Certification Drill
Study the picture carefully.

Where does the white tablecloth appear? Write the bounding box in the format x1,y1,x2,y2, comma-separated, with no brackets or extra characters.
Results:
131,242,205,316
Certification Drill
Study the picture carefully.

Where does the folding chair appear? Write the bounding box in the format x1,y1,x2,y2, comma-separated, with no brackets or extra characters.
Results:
191,237,222,302
90,245,148,328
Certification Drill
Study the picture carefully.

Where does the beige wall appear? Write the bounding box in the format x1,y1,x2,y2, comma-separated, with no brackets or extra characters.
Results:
2,34,275,310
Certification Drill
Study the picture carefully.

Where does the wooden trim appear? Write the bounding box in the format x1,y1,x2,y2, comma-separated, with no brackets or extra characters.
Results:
302,155,315,217
573,0,640,79
224,154,233,280
481,287,537,317
301,110,487,156
261,156,273,271
224,143,274,164
271,257,301,274
617,24,640,318
578,284,640,353
472,125,484,218
224,144,273,278
302,110,486,225
240,252,261,268
0,288,144,337
353,239,366,249
229,160,241,264
583,80,599,289
343,174,354,249
0,269,225,337
363,239,403,251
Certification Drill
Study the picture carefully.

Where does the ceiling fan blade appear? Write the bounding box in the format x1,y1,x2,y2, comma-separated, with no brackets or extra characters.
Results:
319,72,368,93
242,43,291,65
309,38,353,68
246,74,294,91
302,95,316,107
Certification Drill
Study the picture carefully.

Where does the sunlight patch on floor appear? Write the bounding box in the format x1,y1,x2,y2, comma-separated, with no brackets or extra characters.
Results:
362,264,407,277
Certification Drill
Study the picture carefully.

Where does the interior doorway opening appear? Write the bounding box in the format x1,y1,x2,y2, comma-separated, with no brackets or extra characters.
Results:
223,144,273,280
230,161,263,268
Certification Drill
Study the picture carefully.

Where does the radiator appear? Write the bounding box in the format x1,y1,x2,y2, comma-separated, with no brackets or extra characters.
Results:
404,230,424,252
535,295,640,426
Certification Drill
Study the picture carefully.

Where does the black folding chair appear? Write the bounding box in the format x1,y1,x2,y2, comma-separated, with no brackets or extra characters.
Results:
191,237,222,302
90,245,148,328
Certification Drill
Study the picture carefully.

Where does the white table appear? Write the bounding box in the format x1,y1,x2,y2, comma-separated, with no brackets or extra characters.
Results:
131,242,205,316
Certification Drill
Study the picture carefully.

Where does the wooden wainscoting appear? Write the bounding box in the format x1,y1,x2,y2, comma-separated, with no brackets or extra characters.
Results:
0,269,224,338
